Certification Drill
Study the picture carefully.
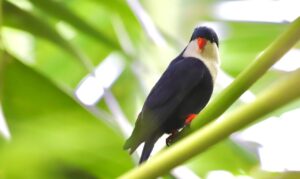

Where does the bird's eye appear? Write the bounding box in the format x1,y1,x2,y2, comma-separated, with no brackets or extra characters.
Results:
197,37,207,50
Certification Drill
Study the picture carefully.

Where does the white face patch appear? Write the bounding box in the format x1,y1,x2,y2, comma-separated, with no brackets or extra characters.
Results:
182,39,220,83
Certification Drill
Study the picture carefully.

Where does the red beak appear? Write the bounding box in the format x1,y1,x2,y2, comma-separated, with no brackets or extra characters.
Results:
197,37,207,50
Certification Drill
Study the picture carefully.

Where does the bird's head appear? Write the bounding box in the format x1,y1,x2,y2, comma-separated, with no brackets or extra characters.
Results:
183,26,219,61
190,26,219,49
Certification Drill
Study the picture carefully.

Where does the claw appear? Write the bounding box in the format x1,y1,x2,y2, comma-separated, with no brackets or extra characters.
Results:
166,130,178,146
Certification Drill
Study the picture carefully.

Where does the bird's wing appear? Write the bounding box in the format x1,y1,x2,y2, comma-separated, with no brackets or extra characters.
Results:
142,57,207,128
123,57,208,152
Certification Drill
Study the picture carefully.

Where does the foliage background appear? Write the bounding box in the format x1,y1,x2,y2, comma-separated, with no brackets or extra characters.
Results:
0,0,299,178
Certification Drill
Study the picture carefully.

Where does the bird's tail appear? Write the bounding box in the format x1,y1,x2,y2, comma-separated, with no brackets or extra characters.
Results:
123,134,141,154
139,138,156,164
139,132,162,164
124,114,143,154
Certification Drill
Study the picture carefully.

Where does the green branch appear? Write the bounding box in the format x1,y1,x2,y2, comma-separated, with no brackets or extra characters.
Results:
119,68,300,179
175,17,300,140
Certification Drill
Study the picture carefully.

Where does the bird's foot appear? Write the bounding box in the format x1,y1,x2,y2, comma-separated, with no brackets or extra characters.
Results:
165,114,197,146
166,130,178,146
184,113,197,126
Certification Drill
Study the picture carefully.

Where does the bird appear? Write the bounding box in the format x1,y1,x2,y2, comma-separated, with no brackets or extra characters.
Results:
124,26,220,164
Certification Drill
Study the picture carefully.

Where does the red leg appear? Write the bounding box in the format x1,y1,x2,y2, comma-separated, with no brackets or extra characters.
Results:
166,130,178,146
184,113,197,125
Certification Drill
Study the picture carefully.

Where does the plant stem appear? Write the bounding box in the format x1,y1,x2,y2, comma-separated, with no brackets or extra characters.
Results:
175,17,300,140
119,68,300,179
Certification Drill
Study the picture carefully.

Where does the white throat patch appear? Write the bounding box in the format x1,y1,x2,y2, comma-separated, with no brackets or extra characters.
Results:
182,39,220,83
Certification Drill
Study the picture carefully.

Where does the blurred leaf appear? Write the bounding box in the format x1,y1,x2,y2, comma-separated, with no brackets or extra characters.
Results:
187,139,257,177
3,1,93,71
0,52,134,178
28,0,120,50
110,66,142,122
87,0,143,45
33,39,88,88
221,22,287,76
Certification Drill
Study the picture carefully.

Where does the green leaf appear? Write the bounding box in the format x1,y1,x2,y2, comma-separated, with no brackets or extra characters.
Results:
28,0,120,50
33,39,88,88
87,0,143,45
0,52,134,178
221,22,288,76
3,1,93,71
110,67,142,122
187,139,257,177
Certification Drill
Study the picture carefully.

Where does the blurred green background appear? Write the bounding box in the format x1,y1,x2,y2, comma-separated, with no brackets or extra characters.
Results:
0,0,300,178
